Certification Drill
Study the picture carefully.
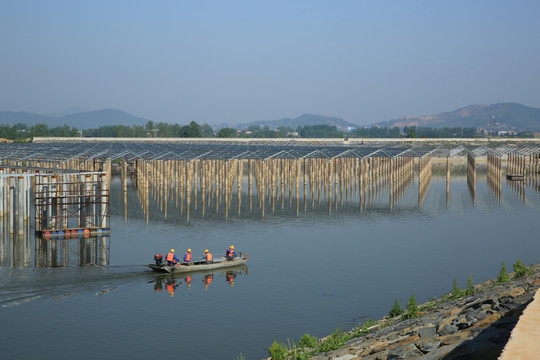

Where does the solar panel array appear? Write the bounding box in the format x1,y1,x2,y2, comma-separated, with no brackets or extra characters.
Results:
3,140,538,165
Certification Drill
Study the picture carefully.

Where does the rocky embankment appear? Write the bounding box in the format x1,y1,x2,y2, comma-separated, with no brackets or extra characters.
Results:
276,265,540,360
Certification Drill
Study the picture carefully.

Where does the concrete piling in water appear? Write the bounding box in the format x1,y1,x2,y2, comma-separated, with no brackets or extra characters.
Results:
418,154,432,208
487,153,503,203
467,152,477,205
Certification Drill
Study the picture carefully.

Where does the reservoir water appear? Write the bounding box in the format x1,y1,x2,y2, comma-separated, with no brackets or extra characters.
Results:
1,164,539,360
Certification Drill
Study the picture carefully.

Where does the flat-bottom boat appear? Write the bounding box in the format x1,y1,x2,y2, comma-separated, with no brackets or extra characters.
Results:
148,254,248,274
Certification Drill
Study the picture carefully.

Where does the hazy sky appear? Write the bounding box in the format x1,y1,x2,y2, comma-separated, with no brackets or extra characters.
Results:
1,1,539,126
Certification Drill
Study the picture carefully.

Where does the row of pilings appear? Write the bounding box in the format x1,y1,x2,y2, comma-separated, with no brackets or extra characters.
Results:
507,152,540,178
483,150,540,203
2,147,537,235
0,172,32,235
504,152,540,202
131,156,416,221
0,159,111,236
34,172,110,233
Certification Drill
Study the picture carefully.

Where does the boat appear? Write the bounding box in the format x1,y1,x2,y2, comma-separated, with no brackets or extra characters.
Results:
148,254,248,274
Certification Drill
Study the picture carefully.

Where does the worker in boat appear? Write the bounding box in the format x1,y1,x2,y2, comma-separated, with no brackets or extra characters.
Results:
226,245,236,260
183,248,192,264
166,249,180,266
204,249,213,264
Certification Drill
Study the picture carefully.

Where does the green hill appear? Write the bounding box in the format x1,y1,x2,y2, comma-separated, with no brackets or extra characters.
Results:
375,103,540,131
0,111,56,126
58,109,150,129
237,114,359,131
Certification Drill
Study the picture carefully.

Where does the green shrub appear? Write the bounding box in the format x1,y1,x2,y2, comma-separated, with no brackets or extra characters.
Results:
402,294,419,319
388,299,404,318
419,299,438,312
513,259,528,278
362,318,377,330
318,327,350,353
293,352,311,360
354,318,377,336
465,273,475,296
298,333,318,348
497,261,510,283
351,319,375,337
268,340,287,360
289,344,312,360
450,278,464,299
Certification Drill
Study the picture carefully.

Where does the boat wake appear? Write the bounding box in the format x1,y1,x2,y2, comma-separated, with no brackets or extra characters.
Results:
0,266,152,307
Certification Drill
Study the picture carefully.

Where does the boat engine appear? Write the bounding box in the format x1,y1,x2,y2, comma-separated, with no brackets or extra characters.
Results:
154,254,163,266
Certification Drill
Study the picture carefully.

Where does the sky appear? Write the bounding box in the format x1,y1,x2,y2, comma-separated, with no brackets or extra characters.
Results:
1,0,540,126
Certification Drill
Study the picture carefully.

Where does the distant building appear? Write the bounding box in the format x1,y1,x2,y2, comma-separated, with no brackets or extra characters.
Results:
496,130,517,136
146,129,159,137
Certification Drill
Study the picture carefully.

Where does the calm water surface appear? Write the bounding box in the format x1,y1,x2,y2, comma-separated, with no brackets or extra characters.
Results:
1,165,539,360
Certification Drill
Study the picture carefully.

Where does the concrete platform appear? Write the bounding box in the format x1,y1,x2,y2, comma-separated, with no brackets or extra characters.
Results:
499,287,540,359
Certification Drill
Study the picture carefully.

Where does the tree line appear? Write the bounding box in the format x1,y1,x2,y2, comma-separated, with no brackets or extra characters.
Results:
2,120,527,141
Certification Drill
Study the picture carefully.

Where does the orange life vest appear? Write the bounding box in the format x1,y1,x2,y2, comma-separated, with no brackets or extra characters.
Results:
166,252,176,263
185,252,192,261
206,252,213,261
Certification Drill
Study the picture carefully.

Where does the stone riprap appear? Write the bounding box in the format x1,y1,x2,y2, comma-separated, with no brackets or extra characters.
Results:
268,265,540,360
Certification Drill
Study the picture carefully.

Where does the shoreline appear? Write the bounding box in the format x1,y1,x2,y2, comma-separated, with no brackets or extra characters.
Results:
264,263,540,360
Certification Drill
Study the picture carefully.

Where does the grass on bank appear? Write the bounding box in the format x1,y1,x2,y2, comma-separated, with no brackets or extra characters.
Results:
266,319,378,360
263,259,536,360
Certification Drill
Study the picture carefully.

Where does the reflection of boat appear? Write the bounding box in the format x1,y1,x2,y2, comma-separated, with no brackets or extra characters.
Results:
152,266,247,294
148,255,248,274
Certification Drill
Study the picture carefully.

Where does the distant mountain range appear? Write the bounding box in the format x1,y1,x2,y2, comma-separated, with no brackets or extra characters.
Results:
0,110,360,131
375,103,540,131
0,109,150,130
1,102,539,132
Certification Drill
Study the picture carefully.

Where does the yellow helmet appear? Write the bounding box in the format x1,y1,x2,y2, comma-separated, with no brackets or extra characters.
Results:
170,249,175,252
204,249,209,253
231,245,235,249
187,248,191,252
